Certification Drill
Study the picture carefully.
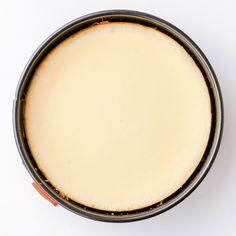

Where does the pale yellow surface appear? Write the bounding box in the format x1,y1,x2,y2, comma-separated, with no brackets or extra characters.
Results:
25,22,211,211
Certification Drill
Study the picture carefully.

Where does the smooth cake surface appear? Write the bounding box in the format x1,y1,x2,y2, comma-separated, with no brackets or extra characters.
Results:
25,22,211,211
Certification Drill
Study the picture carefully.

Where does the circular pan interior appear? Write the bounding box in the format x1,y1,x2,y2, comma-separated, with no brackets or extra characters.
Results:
13,10,223,222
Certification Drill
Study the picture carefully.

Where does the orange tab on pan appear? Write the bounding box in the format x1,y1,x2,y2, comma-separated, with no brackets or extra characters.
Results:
32,182,58,207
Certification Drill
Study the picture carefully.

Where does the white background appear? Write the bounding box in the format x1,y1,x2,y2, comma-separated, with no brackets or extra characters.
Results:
0,0,235,235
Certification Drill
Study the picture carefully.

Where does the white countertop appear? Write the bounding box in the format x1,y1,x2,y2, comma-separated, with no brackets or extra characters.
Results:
0,0,235,235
